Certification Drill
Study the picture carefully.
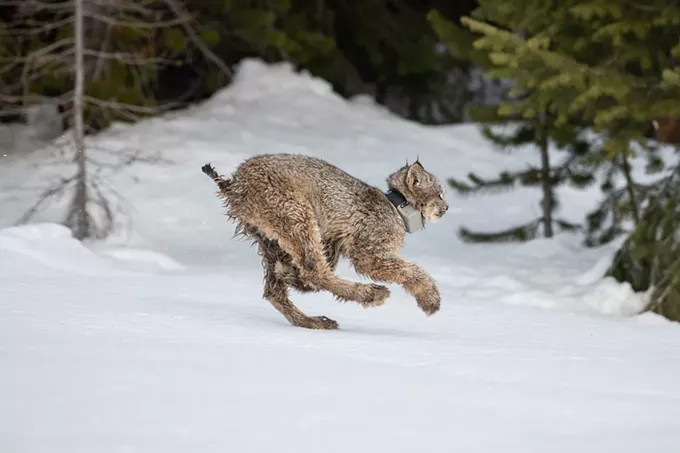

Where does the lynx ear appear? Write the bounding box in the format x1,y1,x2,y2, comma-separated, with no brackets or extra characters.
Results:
406,162,427,187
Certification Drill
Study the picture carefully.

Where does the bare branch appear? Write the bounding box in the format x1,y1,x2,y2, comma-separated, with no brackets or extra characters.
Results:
85,144,173,165
0,106,30,117
81,49,180,66
86,101,144,123
0,91,72,105
0,0,74,11
83,0,157,17
85,177,114,238
163,0,233,77
92,22,112,79
1,63,72,100
16,176,76,225
107,1,156,16
0,16,75,36
86,149,170,174
84,96,183,113
1,50,74,66
83,9,189,29
18,37,74,61
2,38,73,75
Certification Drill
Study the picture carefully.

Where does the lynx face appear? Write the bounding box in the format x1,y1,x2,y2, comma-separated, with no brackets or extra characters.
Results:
403,162,449,223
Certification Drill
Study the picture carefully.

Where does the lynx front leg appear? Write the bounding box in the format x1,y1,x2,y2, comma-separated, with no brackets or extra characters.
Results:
353,255,441,315
270,208,389,308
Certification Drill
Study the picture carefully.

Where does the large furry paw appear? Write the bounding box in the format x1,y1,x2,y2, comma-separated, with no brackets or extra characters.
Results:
416,286,441,316
358,284,390,308
304,315,339,330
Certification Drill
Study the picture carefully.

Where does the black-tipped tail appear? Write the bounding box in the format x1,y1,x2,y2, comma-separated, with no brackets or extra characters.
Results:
202,163,219,180
202,163,232,192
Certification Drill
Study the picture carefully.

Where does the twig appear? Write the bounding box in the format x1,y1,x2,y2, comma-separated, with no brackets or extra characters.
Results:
163,0,233,77
92,22,112,80
0,0,74,10
16,176,76,225
82,49,178,66
0,91,72,104
83,9,188,29
0,16,75,36
84,95,183,113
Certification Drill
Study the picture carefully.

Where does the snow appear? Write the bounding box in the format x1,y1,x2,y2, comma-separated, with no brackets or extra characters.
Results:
2,59,680,452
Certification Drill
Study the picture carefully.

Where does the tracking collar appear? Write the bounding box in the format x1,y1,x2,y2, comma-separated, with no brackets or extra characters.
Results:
385,189,424,233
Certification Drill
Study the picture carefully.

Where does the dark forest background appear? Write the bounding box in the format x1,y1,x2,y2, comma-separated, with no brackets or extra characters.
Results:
0,0,482,129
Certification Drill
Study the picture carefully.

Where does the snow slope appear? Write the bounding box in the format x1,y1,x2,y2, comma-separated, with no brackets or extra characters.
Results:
2,59,680,452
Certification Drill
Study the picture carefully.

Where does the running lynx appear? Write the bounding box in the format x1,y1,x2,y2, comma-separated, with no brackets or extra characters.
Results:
202,154,448,330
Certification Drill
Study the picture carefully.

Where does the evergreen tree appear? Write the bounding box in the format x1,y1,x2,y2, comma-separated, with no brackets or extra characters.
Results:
454,0,680,320
448,117,593,242
316,0,477,124
429,2,596,242
608,161,680,321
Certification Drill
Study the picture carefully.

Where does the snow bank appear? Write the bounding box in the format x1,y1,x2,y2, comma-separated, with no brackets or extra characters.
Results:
0,223,115,275
0,223,183,276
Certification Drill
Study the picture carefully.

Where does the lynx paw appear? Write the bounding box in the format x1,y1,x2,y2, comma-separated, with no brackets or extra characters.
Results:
306,315,339,330
416,287,441,316
359,284,390,308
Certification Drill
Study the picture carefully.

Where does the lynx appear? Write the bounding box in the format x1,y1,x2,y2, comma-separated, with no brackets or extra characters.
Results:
202,154,449,330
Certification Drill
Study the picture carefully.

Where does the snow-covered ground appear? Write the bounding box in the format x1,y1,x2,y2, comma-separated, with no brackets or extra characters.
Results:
2,59,680,453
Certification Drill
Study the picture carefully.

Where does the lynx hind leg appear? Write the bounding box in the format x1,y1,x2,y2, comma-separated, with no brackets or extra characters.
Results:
274,259,316,293
258,236,338,330
273,239,341,293
268,204,389,308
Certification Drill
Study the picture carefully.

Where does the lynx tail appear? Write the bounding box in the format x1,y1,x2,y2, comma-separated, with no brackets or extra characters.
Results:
202,163,232,193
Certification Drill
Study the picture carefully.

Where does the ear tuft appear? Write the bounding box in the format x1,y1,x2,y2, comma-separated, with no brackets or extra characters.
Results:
406,162,426,187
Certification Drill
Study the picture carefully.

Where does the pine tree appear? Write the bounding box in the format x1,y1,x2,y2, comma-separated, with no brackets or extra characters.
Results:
448,117,593,242
608,162,680,321
454,0,680,320
446,0,676,247
429,2,597,242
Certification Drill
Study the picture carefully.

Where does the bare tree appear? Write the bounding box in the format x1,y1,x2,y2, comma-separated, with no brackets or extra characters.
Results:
69,0,88,239
1,0,230,239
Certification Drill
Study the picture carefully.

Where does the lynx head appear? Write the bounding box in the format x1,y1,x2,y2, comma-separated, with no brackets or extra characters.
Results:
387,160,449,223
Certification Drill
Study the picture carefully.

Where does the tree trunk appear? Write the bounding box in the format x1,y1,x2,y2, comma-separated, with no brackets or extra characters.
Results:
620,153,640,225
70,0,90,240
538,113,554,238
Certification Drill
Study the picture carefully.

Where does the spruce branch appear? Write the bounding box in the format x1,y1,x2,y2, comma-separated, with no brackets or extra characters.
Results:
459,218,542,243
